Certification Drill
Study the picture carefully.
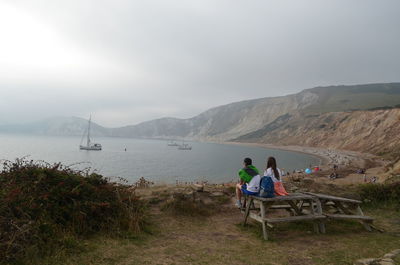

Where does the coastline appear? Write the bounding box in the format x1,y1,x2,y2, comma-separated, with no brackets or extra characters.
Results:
224,141,381,169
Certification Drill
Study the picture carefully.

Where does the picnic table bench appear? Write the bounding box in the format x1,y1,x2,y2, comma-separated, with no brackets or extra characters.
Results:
242,192,374,240
303,192,374,231
242,193,326,240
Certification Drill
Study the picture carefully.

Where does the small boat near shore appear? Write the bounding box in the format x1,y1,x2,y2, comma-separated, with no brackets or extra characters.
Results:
167,141,179,146
178,143,192,150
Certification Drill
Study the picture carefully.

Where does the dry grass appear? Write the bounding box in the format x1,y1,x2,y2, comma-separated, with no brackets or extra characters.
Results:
26,185,400,265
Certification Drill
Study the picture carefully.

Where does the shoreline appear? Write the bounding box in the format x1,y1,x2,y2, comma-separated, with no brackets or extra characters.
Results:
224,141,381,169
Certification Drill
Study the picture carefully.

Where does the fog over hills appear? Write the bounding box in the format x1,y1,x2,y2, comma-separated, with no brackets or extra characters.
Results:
0,117,109,137
1,83,400,145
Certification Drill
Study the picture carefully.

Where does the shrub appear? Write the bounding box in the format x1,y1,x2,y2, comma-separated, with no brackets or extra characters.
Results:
358,180,400,207
0,158,147,263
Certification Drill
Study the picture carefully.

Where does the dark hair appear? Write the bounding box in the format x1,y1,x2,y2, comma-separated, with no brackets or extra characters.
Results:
266,156,280,180
244,157,252,166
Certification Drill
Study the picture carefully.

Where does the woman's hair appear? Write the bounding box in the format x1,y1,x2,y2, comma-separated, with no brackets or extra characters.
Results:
266,156,280,180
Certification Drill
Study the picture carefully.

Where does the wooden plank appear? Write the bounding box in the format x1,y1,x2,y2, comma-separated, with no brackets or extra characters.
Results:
356,206,373,232
250,194,314,202
265,215,326,223
260,201,268,240
304,192,362,204
314,198,326,234
287,200,303,215
334,201,353,215
324,214,374,221
249,212,263,223
248,212,274,228
308,199,319,233
270,205,293,209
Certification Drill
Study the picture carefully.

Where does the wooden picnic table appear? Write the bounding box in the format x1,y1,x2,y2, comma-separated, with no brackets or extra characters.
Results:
303,192,374,231
242,193,326,240
242,192,374,240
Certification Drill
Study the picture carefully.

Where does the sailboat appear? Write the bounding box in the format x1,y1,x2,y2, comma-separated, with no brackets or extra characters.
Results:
178,140,192,150
79,116,102,151
167,140,179,146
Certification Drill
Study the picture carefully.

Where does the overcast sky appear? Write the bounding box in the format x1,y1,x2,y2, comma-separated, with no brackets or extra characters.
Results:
0,0,399,127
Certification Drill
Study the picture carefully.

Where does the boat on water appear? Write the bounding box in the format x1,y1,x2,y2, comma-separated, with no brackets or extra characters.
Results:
167,141,179,146
79,116,102,151
178,142,192,150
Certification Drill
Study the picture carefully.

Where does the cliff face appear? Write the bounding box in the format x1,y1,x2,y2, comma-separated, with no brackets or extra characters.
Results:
236,108,400,156
109,83,400,158
109,90,319,140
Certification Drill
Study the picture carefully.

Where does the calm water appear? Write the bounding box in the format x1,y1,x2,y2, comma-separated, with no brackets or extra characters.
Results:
0,134,320,184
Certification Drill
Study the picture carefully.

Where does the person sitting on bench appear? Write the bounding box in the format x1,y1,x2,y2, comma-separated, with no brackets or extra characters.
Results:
236,157,261,208
264,156,288,196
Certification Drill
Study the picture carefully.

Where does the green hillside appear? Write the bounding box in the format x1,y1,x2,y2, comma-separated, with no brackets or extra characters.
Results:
303,83,400,113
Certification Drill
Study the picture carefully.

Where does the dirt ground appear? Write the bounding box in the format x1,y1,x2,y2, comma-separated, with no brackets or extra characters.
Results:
37,182,400,265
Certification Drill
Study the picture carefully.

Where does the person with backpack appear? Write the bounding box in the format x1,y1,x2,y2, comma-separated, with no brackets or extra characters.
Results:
235,157,261,208
264,156,288,196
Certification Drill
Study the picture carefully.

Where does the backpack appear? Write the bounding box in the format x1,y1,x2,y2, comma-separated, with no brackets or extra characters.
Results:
259,176,275,198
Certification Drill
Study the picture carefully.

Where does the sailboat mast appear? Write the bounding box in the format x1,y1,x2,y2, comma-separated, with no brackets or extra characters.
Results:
87,116,91,147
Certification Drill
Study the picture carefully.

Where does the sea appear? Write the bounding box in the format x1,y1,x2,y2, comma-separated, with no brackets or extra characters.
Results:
0,134,320,184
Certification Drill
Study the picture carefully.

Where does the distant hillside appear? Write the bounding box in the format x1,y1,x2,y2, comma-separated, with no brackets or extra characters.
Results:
0,117,109,137
109,83,400,141
302,83,400,113
109,90,318,140
235,108,400,157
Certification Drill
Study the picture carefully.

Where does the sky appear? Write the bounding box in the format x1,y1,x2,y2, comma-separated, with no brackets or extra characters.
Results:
0,0,399,127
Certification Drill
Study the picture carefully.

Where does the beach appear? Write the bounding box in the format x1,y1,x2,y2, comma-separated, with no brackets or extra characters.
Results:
226,142,383,169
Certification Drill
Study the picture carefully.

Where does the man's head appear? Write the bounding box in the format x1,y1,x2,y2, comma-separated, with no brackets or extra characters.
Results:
243,157,252,167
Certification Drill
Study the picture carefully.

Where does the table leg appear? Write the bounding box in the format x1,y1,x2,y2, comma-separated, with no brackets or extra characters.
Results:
314,198,326,233
260,202,268,240
356,206,372,232
243,197,253,226
309,199,319,233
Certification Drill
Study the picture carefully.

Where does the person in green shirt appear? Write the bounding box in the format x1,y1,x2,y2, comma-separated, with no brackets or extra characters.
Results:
236,157,260,208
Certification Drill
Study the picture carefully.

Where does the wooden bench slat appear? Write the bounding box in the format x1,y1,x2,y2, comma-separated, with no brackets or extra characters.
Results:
249,194,313,202
304,192,362,204
324,214,374,221
265,215,326,223
270,205,299,209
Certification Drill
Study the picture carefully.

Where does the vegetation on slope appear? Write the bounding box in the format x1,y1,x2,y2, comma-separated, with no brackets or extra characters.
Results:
358,176,400,207
303,83,400,114
0,158,147,264
23,181,400,265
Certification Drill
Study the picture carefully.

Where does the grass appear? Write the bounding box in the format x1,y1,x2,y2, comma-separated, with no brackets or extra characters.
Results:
24,199,400,265
160,192,214,217
303,83,400,114
3,168,400,265
160,191,232,217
